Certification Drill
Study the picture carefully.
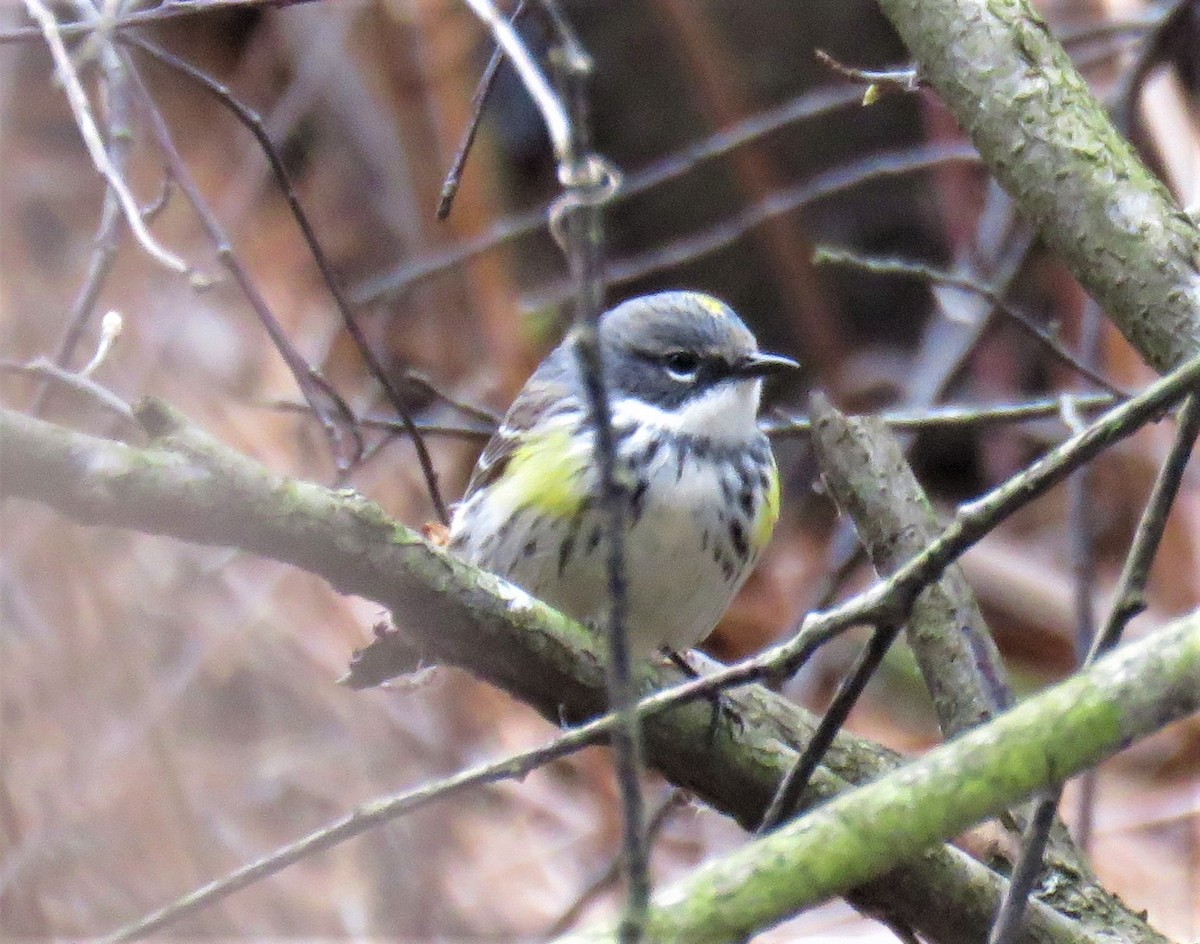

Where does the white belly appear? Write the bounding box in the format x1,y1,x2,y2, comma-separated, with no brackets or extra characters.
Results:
452,424,771,655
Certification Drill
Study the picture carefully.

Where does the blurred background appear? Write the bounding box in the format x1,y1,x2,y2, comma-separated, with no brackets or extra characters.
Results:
1,0,1197,939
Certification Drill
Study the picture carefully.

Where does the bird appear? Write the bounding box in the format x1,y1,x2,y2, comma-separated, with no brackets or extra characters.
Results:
449,291,797,657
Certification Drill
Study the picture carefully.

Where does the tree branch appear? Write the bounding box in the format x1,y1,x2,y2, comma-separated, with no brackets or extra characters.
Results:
560,609,1200,944
0,399,1158,944
877,0,1200,374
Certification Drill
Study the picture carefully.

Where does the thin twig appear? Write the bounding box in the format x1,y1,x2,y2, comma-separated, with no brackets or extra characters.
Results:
543,789,690,939
1055,12,1167,49
763,392,1119,438
1066,296,1106,849
551,27,649,944
812,248,1128,397
0,0,326,43
22,0,188,274
123,33,449,520
1108,0,1196,138
398,371,502,425
351,82,872,305
814,48,922,102
266,399,494,441
456,1,645,938
31,44,133,416
461,0,573,168
437,0,529,219
521,143,981,312
272,393,1122,444
987,795,1063,944
97,717,633,944
1093,393,1200,659
117,48,364,471
757,622,904,832
0,358,135,425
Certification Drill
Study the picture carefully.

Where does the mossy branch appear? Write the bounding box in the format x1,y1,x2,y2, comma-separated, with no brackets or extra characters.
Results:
0,399,1172,944
563,610,1200,943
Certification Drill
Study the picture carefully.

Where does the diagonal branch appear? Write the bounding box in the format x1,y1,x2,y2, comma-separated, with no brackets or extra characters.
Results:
0,395,1184,944
559,609,1200,944
877,0,1200,375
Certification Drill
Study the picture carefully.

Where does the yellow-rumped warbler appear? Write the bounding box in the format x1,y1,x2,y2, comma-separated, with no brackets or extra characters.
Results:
449,291,797,656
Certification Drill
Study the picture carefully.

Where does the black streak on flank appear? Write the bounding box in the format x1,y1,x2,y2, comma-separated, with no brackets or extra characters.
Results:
630,478,650,521
729,520,748,561
557,513,582,575
642,435,663,467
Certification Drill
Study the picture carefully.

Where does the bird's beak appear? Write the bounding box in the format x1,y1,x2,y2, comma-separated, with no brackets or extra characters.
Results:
731,351,800,378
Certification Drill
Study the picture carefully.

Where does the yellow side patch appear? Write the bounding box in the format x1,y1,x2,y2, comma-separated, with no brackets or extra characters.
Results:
753,456,782,549
499,425,589,517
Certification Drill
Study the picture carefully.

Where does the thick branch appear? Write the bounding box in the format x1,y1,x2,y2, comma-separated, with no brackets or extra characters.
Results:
0,401,1137,944
564,610,1200,943
810,394,1013,734
877,0,1200,374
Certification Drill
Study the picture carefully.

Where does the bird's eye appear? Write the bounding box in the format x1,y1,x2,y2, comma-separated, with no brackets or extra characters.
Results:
663,351,700,382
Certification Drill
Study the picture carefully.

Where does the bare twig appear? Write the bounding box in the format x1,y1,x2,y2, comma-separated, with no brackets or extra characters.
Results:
461,0,572,168
1065,296,1106,849
98,720,629,944
266,399,494,442
1109,0,1196,139
757,621,904,833
22,0,188,275
522,143,981,312
814,48,921,103
1093,393,1200,659
0,358,135,425
351,81,871,305
437,0,529,220
543,789,690,939
0,0,326,43
31,44,133,416
123,34,449,519
763,392,1119,438
812,247,1129,397
274,392,1123,447
117,49,364,471
398,371,501,425
988,792,1064,944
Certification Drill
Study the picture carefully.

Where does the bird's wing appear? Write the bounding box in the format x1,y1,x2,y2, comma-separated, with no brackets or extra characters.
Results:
461,344,577,500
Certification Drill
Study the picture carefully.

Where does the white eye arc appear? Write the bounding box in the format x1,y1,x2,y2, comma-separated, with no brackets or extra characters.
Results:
663,351,701,382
